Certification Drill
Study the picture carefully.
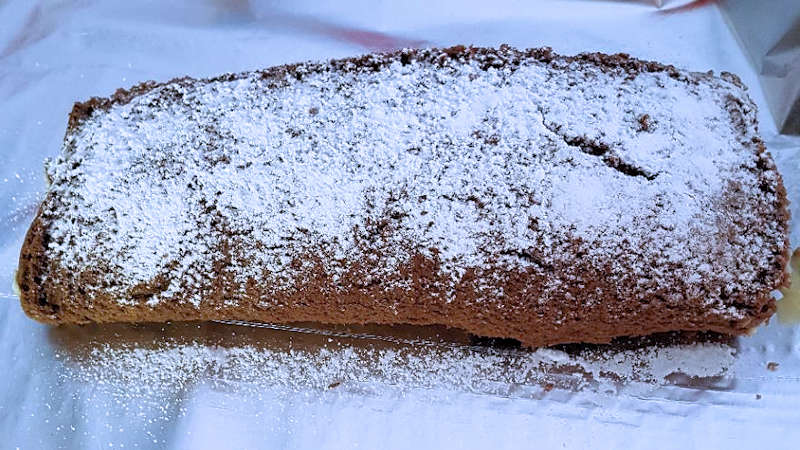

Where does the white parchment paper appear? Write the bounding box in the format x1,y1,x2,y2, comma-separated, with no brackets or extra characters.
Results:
1,1,799,448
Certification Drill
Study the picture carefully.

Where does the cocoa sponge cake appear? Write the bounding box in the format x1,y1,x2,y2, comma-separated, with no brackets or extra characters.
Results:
16,46,790,347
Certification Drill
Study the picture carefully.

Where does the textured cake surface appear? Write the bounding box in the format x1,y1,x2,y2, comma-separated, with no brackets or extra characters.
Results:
17,46,790,347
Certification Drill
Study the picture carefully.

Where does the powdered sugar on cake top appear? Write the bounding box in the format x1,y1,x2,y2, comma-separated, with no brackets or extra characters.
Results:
41,48,783,312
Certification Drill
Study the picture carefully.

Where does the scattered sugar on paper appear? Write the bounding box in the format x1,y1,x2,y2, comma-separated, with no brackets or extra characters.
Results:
59,340,736,399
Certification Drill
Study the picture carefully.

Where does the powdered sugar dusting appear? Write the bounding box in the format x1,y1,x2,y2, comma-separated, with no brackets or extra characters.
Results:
58,338,736,397
39,47,783,316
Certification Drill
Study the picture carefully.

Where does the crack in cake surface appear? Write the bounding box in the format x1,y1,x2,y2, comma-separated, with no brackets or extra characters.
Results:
535,106,658,180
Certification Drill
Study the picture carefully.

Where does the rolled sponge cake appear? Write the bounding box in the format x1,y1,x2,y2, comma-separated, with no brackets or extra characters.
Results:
16,46,790,347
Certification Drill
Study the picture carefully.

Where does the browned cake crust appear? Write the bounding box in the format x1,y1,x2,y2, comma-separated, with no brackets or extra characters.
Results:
17,46,790,347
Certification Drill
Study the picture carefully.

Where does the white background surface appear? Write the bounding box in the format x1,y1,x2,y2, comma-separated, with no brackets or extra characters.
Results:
1,1,799,448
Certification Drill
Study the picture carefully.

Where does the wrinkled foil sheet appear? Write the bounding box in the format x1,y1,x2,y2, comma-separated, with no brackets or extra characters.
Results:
1,1,799,448
721,0,800,134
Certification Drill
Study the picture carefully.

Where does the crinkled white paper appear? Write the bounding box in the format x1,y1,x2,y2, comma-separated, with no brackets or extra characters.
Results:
1,1,799,448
